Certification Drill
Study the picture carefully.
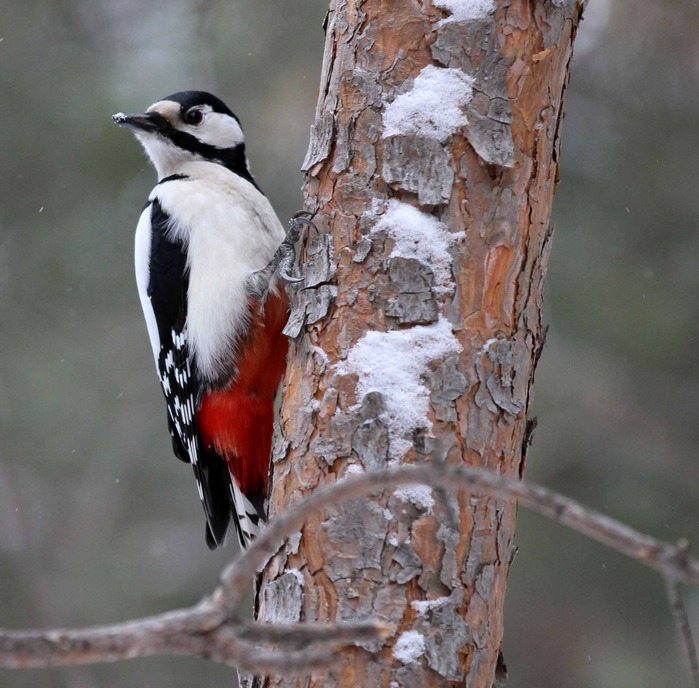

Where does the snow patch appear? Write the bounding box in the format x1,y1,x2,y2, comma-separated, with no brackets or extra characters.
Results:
338,318,462,459
382,65,474,142
371,200,463,291
434,0,495,24
411,596,450,617
481,337,501,352
392,630,426,665
394,485,435,512
284,568,305,586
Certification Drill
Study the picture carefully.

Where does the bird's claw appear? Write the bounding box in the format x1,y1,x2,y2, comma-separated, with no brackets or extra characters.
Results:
279,270,304,283
285,211,317,243
279,226,304,282
277,211,318,283
291,209,317,224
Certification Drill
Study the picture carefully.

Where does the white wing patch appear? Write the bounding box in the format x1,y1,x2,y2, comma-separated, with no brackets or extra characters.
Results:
229,478,264,548
134,205,162,363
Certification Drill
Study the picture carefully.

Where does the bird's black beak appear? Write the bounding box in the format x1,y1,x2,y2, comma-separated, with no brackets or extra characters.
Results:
112,112,166,133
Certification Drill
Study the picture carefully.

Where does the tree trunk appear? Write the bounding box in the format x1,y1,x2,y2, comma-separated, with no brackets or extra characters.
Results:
256,1,584,686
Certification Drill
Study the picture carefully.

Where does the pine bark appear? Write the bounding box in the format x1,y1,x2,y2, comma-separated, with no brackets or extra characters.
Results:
256,1,584,686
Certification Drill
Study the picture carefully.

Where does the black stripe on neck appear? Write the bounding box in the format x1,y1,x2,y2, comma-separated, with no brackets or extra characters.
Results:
164,129,261,192
158,173,191,185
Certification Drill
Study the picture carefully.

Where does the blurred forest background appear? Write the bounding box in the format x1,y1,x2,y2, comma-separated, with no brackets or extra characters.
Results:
0,0,697,686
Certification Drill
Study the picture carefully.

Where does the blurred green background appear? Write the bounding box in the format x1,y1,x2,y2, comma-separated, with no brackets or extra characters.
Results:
0,1,696,686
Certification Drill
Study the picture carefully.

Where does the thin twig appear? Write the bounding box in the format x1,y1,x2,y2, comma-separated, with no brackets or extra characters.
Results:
665,573,699,688
236,621,393,648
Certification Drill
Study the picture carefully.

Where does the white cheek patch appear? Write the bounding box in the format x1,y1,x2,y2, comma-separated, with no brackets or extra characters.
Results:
195,112,245,150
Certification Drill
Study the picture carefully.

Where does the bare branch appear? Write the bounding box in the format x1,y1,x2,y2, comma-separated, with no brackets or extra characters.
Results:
0,604,220,669
0,608,382,672
236,621,393,649
215,463,699,617
1,462,698,675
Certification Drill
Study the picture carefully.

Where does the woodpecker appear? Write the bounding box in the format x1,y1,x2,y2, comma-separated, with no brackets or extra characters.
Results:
113,91,299,549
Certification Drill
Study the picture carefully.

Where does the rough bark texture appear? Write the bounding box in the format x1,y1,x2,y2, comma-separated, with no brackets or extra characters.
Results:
255,1,584,686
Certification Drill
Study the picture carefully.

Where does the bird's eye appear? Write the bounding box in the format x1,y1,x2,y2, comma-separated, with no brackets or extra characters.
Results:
184,109,203,126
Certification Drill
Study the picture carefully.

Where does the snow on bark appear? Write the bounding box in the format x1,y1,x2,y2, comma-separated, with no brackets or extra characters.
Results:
433,0,496,24
382,65,474,142
394,486,435,512
370,200,463,292
392,630,426,665
338,318,462,459
411,596,451,616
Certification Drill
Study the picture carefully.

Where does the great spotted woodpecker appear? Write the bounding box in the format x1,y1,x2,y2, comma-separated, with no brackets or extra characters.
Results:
113,91,301,549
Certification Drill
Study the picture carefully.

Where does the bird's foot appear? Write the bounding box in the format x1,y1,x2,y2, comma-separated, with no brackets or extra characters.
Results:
275,211,317,283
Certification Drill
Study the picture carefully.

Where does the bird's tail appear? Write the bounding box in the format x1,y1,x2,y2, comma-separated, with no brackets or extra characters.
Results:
198,387,274,548
229,478,266,549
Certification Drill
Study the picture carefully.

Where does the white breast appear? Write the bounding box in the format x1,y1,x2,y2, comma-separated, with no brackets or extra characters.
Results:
154,162,285,381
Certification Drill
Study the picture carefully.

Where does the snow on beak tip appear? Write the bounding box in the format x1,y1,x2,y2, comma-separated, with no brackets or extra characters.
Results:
112,112,163,133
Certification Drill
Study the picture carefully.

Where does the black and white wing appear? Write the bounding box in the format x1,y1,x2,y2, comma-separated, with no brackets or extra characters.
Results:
135,197,233,548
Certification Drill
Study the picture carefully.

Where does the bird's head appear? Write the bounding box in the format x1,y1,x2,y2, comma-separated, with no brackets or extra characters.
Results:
113,91,252,181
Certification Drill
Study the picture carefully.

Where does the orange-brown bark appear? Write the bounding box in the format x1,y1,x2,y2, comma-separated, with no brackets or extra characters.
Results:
255,1,584,686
